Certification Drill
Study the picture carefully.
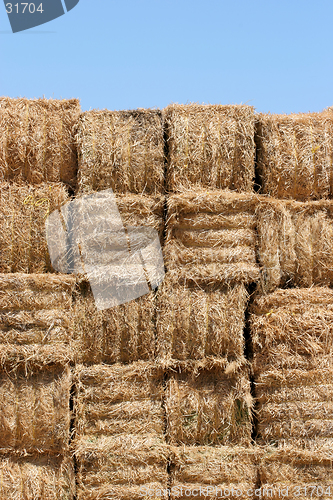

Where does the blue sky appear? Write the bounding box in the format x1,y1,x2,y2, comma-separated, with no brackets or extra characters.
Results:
1,0,333,114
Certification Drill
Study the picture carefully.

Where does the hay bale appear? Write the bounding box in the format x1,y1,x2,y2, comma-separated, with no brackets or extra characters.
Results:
257,198,333,292
256,109,333,201
259,448,333,500
76,109,164,195
0,274,75,366
0,454,75,500
0,182,69,273
74,363,165,439
156,272,248,369
251,288,333,372
170,446,258,500
115,194,165,243
0,364,71,454
254,368,333,452
0,97,80,188
165,190,259,285
165,367,253,446
165,104,255,192
75,435,169,500
73,284,156,364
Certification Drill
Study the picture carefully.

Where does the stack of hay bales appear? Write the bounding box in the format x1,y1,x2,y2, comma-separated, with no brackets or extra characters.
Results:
73,363,169,499
253,109,333,491
73,108,169,499
74,107,165,361
156,104,259,493
0,97,79,499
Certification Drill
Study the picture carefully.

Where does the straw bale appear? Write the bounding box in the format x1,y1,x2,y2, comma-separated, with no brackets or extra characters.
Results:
156,272,248,368
259,448,333,500
254,368,333,452
0,364,71,454
74,363,165,439
0,182,68,273
170,445,258,500
165,104,255,192
165,190,259,284
76,108,164,195
0,454,75,500
0,274,75,366
165,367,253,446
251,288,333,372
73,284,156,364
75,435,169,500
256,109,333,201
115,193,165,242
0,97,80,188
256,198,333,292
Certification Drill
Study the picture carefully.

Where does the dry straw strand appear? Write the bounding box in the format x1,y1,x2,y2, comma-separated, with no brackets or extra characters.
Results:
76,108,165,195
0,97,80,188
165,104,255,193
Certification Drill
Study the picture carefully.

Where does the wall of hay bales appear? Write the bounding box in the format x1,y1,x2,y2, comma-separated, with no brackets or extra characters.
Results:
1,97,332,497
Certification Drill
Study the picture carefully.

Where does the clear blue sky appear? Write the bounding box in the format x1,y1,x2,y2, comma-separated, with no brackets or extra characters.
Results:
1,0,333,114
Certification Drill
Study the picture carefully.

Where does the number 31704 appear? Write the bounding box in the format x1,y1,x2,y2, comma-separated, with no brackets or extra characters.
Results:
5,3,44,14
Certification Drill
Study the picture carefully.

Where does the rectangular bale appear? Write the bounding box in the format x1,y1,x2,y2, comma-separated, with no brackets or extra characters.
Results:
256,109,333,201
170,446,258,500
165,367,253,446
76,109,165,195
254,368,333,452
156,272,248,368
256,198,333,292
0,364,71,454
0,97,80,188
73,284,156,364
0,182,69,273
164,190,259,285
0,454,75,500
165,104,255,192
250,288,333,372
74,363,165,439
75,435,169,500
0,273,75,366
259,448,333,500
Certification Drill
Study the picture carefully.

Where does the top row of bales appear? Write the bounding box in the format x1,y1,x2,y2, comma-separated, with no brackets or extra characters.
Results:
1,97,333,200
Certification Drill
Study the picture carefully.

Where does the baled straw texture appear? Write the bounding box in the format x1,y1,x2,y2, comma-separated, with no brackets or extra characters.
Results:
74,363,165,439
0,273,75,367
254,368,333,452
165,190,259,285
170,446,258,500
76,109,164,195
0,454,75,500
75,434,169,500
256,198,333,292
251,288,333,451
0,364,71,454
115,193,165,242
165,104,255,192
0,182,68,273
256,109,333,201
259,448,333,500
0,97,80,188
165,367,253,446
156,272,248,369
73,284,156,364
251,287,333,372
